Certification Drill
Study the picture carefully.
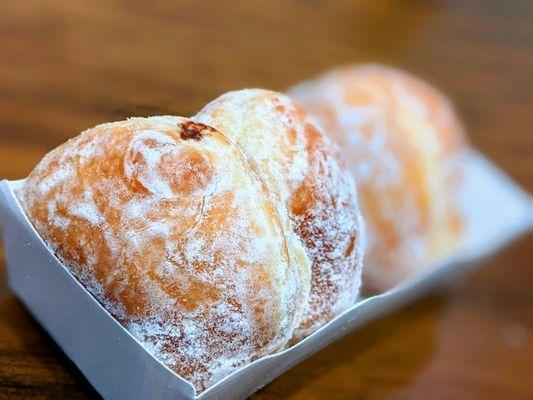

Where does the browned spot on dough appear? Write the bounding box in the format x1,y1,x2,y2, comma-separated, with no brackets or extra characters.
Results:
179,121,214,141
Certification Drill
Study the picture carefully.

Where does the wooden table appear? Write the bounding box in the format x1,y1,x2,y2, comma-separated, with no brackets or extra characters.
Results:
1,1,531,399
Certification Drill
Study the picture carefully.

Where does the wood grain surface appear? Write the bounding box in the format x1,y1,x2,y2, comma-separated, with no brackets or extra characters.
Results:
0,1,532,399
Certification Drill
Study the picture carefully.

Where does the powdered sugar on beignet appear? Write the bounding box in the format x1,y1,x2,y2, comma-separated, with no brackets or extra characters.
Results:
196,90,364,339
18,116,311,392
290,64,465,291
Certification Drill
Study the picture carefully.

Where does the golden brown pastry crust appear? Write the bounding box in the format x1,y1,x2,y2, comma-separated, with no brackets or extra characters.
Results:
195,89,364,338
18,116,311,391
290,64,466,292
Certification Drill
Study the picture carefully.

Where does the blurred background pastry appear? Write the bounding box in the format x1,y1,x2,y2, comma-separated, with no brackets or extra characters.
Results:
289,64,467,292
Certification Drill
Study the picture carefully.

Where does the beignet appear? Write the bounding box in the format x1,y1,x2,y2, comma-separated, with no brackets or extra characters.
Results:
196,89,364,338
17,116,311,391
290,64,466,291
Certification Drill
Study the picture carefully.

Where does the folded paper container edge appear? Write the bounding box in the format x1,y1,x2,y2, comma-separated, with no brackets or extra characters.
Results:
0,180,197,400
0,151,531,400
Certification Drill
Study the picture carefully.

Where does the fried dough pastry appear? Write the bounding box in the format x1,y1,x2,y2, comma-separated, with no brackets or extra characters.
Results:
289,64,466,292
195,89,364,338
18,116,312,391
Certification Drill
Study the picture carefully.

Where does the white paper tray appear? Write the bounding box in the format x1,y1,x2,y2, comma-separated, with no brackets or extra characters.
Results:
0,151,531,400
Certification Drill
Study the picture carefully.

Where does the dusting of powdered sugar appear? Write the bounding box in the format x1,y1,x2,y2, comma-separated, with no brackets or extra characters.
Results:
123,129,180,199
196,89,311,204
